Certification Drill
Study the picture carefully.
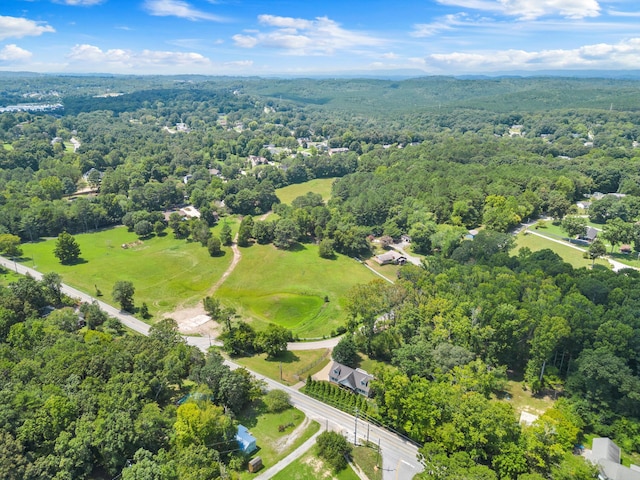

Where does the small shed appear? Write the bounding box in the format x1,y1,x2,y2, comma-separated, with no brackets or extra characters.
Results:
248,456,263,473
236,425,257,454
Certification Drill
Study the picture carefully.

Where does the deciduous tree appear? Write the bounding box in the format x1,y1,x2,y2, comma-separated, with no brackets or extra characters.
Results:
53,231,81,264
112,280,135,312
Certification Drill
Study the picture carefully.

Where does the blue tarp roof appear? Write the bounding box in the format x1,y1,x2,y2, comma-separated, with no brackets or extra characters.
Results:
236,425,257,454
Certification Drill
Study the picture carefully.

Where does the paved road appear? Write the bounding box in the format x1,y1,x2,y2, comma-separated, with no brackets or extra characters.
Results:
287,336,341,350
0,256,423,480
390,241,422,266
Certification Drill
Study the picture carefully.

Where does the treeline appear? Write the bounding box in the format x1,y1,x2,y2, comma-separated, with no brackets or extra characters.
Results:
0,269,264,479
3,75,640,251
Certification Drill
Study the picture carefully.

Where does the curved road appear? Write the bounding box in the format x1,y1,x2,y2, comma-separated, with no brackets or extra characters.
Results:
0,256,422,480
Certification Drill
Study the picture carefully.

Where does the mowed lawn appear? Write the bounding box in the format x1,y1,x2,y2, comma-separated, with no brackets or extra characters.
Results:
515,232,610,270
272,449,360,480
216,243,376,338
237,404,320,480
276,178,337,205
0,268,22,286
235,349,331,386
19,225,235,318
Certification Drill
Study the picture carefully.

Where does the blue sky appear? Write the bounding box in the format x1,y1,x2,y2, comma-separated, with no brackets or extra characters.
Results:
1,0,640,75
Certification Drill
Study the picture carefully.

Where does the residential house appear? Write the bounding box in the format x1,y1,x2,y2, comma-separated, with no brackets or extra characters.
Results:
328,147,349,156
248,155,268,167
585,227,598,242
374,251,406,266
586,437,640,480
328,361,373,397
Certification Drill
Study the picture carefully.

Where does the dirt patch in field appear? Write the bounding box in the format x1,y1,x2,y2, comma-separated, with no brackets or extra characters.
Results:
274,416,311,453
164,303,222,337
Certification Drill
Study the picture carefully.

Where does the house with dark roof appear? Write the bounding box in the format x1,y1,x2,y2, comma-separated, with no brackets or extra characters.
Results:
586,437,640,480
584,227,599,242
374,250,406,266
328,362,374,397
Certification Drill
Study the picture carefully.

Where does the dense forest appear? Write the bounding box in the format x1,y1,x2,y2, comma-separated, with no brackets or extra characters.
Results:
2,73,640,478
0,274,263,478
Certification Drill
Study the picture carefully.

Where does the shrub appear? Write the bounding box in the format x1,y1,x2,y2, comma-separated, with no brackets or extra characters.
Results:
316,431,352,472
263,389,291,413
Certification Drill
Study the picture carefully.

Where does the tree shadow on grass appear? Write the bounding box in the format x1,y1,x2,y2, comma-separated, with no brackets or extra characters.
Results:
63,257,88,265
237,399,268,429
266,350,300,364
286,242,307,253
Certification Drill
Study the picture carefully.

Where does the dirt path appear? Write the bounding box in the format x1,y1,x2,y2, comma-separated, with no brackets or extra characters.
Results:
166,233,242,335
209,234,241,294
274,416,311,453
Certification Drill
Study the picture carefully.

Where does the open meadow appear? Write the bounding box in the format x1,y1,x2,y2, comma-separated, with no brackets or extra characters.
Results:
275,177,337,204
216,242,376,338
19,223,237,318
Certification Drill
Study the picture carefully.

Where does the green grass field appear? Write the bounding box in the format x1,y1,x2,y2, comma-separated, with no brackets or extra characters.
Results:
0,267,22,286
271,449,360,480
234,349,331,386
527,222,640,268
276,178,337,205
515,232,610,269
237,404,320,479
19,225,235,318
500,379,555,417
352,444,383,480
216,243,376,337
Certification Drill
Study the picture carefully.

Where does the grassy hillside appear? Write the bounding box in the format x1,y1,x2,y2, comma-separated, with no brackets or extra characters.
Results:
275,177,337,205
19,225,235,318
216,242,376,338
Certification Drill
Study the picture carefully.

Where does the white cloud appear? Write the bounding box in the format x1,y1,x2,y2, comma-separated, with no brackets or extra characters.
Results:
232,34,259,48
381,52,398,59
0,44,32,62
67,44,212,69
233,15,386,55
412,13,471,37
224,60,253,67
0,16,55,41
425,37,640,71
437,0,601,19
53,0,105,5
143,0,224,21
607,9,640,17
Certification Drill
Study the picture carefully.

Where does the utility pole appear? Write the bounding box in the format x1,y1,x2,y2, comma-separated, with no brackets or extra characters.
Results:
354,407,359,446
